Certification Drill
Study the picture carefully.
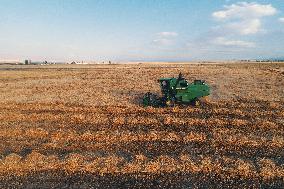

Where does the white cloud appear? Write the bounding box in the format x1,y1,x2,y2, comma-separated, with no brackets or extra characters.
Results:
157,32,178,38
227,19,261,35
213,2,276,20
153,31,178,46
279,17,284,23
212,2,277,35
213,37,255,48
152,38,173,46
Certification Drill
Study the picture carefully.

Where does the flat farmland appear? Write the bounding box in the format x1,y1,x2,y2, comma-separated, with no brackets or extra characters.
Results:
0,63,283,188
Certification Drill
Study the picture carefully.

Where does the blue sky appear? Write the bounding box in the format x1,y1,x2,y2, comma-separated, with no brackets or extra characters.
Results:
0,0,283,61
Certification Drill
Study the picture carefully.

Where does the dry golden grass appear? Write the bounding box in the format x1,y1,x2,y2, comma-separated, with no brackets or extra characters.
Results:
0,62,283,188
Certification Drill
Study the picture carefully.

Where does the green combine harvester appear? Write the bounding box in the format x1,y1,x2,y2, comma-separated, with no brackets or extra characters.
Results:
143,73,210,107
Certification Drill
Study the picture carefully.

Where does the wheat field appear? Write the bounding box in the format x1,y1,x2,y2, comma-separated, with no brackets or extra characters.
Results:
0,62,283,188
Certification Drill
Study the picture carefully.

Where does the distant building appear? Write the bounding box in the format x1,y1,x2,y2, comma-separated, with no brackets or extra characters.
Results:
24,60,32,65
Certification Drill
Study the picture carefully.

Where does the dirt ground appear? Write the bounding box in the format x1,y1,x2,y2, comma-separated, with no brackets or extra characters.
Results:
0,62,283,188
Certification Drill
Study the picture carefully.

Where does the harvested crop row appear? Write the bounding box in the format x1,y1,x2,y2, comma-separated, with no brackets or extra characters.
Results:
0,152,283,182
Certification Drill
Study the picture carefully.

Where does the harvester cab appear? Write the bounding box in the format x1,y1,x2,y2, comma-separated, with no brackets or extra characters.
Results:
143,73,210,107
